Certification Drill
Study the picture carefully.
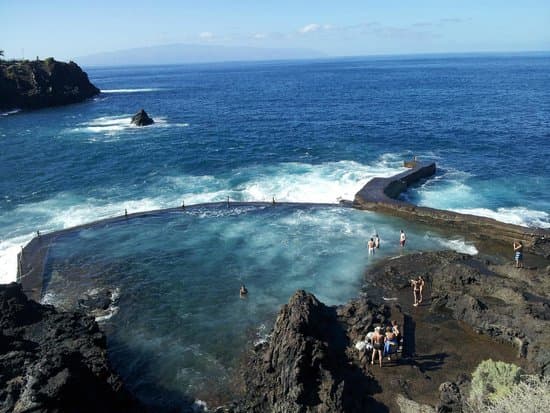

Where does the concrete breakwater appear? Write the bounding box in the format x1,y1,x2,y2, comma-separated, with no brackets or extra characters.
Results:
353,162,550,259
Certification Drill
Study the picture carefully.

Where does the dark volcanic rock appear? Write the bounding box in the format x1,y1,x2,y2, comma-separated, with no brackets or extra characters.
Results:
233,290,390,413
131,109,154,126
0,58,99,110
366,250,550,376
0,282,143,413
436,382,463,413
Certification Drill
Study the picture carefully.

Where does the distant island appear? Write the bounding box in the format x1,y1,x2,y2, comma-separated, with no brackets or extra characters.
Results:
76,43,325,67
0,57,99,110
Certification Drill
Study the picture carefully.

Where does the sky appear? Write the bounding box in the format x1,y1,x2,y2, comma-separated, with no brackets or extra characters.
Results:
1,0,549,61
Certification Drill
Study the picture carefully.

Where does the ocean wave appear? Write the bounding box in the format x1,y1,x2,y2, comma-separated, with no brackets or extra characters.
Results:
1,109,22,116
452,207,550,229
101,88,160,93
0,157,408,283
436,238,479,255
253,323,271,347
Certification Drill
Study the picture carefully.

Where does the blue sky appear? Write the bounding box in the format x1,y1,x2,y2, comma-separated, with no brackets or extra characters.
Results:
1,0,549,60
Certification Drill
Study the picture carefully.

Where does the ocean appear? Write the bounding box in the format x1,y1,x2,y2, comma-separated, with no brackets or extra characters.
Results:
1,54,549,408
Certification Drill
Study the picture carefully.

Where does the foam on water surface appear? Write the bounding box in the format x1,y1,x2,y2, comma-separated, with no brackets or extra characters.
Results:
0,157,404,283
101,88,161,93
37,204,495,407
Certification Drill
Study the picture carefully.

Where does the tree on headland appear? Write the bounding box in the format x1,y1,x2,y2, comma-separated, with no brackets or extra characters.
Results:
0,50,4,58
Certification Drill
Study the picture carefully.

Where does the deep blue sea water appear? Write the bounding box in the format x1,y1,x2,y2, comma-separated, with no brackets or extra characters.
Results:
1,54,549,409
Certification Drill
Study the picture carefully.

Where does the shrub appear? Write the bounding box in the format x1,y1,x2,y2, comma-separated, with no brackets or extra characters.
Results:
483,374,550,413
468,359,523,410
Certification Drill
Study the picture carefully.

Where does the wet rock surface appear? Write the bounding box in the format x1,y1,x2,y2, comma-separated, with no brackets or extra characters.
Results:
131,109,154,126
366,251,550,376
223,250,548,412
0,58,99,110
0,282,143,413
229,290,390,412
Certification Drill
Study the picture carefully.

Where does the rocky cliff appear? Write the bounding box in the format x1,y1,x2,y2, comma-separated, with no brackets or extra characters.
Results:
225,290,391,413
0,58,99,110
0,283,144,413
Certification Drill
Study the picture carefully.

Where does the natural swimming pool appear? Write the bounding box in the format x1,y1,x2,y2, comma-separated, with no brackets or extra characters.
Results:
39,203,477,409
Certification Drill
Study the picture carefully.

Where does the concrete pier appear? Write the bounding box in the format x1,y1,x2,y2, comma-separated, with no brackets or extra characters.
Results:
353,162,550,258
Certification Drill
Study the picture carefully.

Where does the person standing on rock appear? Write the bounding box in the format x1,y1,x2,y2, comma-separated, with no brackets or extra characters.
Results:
371,326,385,367
400,230,406,247
411,278,421,306
417,276,425,304
513,241,524,268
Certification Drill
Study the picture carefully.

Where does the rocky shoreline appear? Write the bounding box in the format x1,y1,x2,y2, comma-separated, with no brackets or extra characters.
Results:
217,250,548,412
7,164,549,412
5,248,547,412
0,283,144,413
0,58,99,110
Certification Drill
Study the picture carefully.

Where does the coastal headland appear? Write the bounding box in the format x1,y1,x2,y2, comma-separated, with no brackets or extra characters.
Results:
0,58,99,110
10,163,550,412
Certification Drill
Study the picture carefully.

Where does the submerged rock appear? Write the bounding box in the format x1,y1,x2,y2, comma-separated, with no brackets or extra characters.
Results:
0,282,144,413
131,109,154,126
0,57,100,110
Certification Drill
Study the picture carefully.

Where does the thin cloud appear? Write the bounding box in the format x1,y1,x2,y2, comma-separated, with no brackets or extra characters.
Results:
298,23,334,34
299,23,321,33
199,31,214,40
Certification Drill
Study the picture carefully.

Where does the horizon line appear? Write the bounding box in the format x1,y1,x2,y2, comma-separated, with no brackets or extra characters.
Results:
78,49,550,69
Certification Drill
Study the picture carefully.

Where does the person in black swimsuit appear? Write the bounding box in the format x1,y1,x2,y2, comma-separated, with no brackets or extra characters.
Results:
371,326,385,367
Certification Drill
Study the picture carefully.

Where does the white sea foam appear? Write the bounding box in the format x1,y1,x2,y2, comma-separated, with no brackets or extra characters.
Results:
1,109,21,116
94,289,120,323
436,238,479,255
237,159,405,203
69,114,188,137
192,400,208,412
253,323,271,347
452,207,550,229
101,88,160,93
0,234,35,284
0,156,411,284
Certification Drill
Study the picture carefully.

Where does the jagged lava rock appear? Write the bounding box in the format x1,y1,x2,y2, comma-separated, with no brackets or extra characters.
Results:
131,109,154,126
0,58,99,110
0,282,143,413
366,250,550,376
234,290,391,413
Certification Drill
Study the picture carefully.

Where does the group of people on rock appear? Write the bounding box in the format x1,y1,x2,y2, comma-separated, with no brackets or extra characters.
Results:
365,320,401,367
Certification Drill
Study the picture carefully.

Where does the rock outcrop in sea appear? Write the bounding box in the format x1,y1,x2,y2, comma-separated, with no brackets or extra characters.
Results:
131,109,155,126
0,57,99,110
0,283,144,413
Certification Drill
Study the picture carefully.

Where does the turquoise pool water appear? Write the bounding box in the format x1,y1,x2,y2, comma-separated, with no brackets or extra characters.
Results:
41,203,476,408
